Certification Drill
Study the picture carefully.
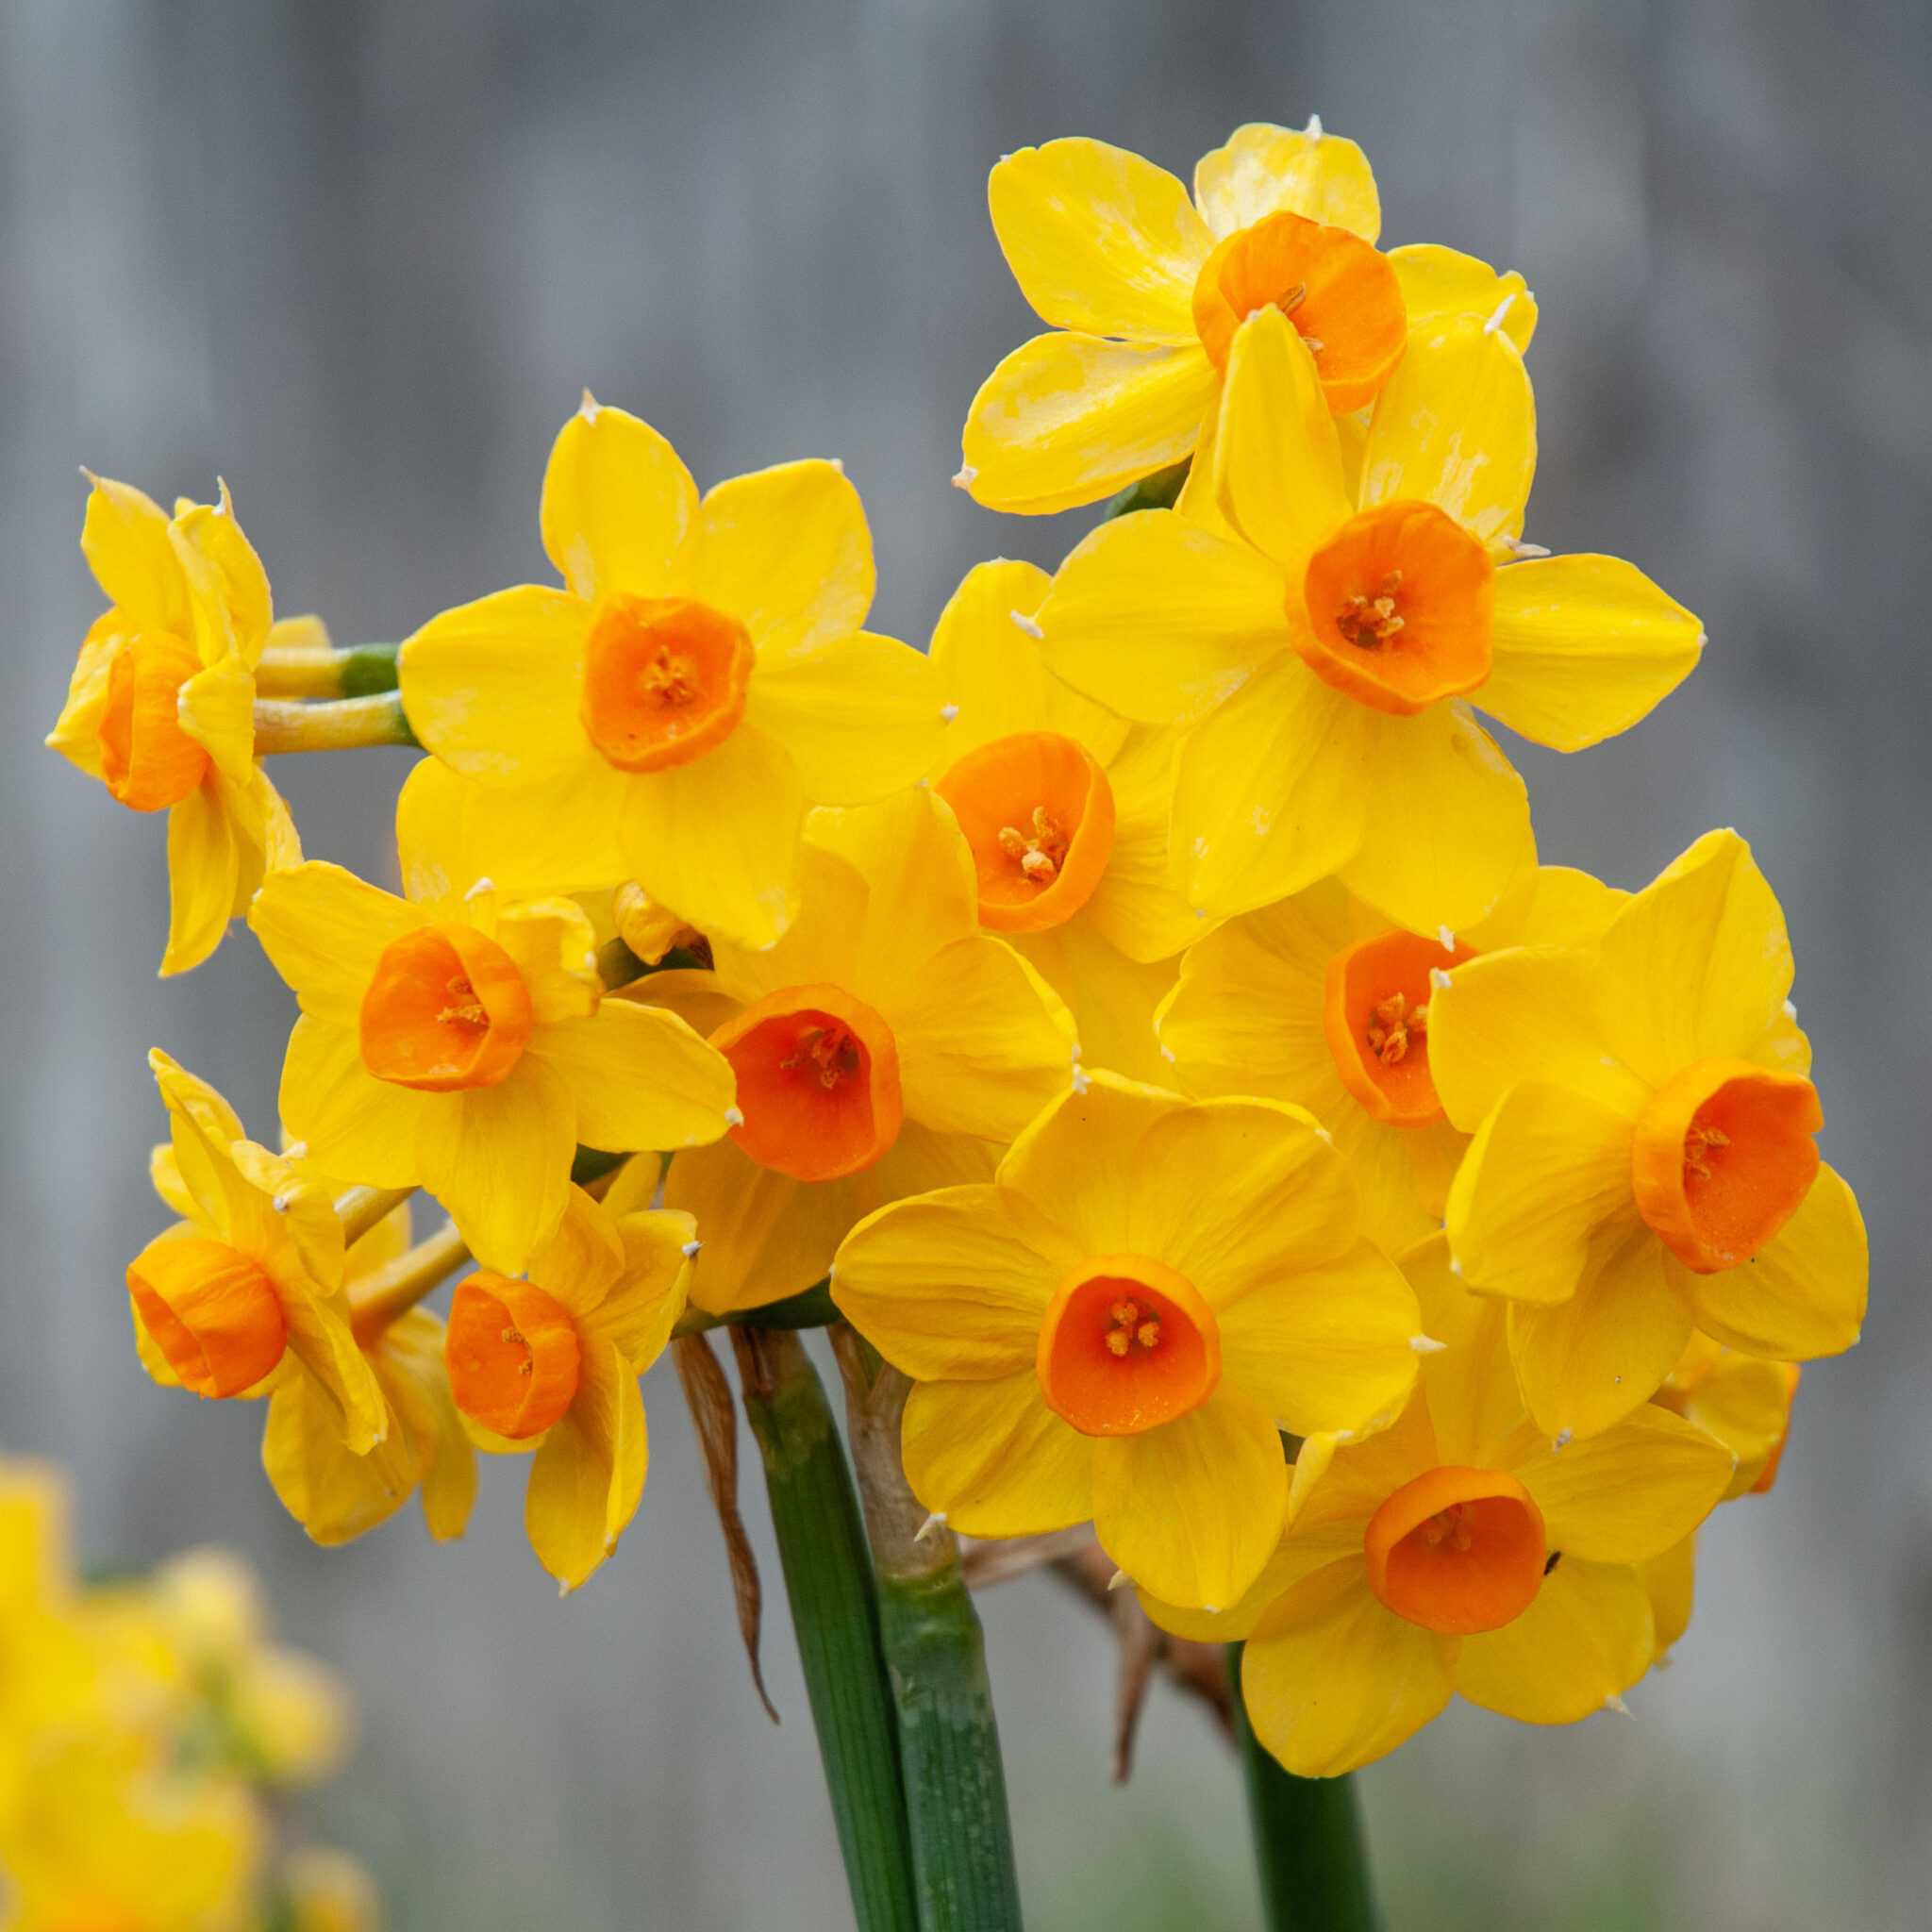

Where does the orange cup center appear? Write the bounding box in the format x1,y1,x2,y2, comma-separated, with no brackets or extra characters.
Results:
1036,1254,1222,1437
98,632,212,812
1364,1465,1547,1635
444,1273,582,1440
1323,926,1476,1125
358,923,535,1093
580,594,755,774
1191,208,1407,412
126,1236,288,1399
1296,502,1495,716
710,983,904,1184
1630,1056,1822,1273
932,730,1117,934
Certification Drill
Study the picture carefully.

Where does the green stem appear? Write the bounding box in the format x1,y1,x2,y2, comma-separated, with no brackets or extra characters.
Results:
1228,1644,1380,1932
1103,456,1191,520
731,1327,919,1932
675,1279,837,1338
255,641,401,699
831,1330,1024,1932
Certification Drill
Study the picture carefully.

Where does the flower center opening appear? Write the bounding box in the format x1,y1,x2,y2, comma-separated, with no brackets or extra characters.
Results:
1036,1254,1221,1437
1297,503,1495,715
1631,1056,1823,1273
1190,208,1407,411
1323,927,1476,1125
1364,1465,1547,1635
358,923,534,1093
125,1236,288,1399
710,983,904,1183
444,1273,582,1440
580,593,755,774
97,633,211,812
931,730,1117,934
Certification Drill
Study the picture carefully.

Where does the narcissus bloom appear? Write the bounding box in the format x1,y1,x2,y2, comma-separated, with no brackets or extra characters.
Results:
1037,308,1704,930
927,558,1197,1083
249,823,735,1272
960,121,1537,514
833,1074,1421,1610
397,397,949,946
47,476,301,974
1141,1238,1734,1775
1653,1330,1799,1500
626,787,1077,1316
1430,828,1866,1440
1157,862,1626,1248
441,1187,692,1591
128,1054,385,1454
262,1203,476,1547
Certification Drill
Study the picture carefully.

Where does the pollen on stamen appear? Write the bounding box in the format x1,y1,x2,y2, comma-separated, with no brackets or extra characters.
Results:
1009,610,1044,641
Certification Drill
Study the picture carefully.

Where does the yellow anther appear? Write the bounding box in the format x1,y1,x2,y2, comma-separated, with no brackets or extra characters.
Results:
996,806,1070,886
1104,1330,1131,1357
1336,571,1407,650
782,1024,861,1090
1135,1319,1162,1349
1684,1121,1731,1182
1365,991,1426,1066
439,975,491,1027
641,646,699,708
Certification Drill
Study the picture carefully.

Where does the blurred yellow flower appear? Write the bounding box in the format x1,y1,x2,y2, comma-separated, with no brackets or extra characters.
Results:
1431,828,1866,1440
833,1073,1420,1610
1653,1330,1800,1500
959,121,1535,514
1037,308,1703,931
397,397,949,947
46,475,302,975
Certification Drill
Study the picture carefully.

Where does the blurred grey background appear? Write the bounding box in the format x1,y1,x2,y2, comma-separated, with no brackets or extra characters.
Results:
1,0,1924,1926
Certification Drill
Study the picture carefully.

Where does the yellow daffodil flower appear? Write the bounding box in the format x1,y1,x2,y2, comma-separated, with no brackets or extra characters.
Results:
1156,861,1627,1248
1429,827,1867,1440
1141,1237,1733,1774
396,396,950,946
441,1186,692,1592
248,837,735,1273
128,1053,386,1454
623,786,1077,1316
1653,1330,1799,1500
1036,307,1704,931
926,557,1199,1083
0,1464,97,1811
46,475,302,975
832,1073,1421,1610
960,120,1537,514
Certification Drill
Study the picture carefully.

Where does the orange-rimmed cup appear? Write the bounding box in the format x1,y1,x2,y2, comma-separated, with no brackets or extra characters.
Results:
126,1236,289,1398
1036,1253,1221,1437
580,594,756,774
1364,1465,1547,1635
359,923,535,1093
1323,926,1475,1125
445,1273,582,1440
98,633,211,811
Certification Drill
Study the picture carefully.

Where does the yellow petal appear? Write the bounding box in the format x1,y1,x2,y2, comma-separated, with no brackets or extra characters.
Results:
45,618,120,781
1386,243,1537,351
962,332,1217,516
262,1375,409,1546
1078,727,1203,964
1339,703,1531,935
1010,920,1177,1089
1359,319,1536,552
1192,122,1382,242
663,1139,845,1316
1400,1234,1519,1464
527,1186,628,1315
989,139,1208,340
81,475,187,633
1427,946,1652,1129
415,1057,576,1274
1479,555,1705,752
526,1339,648,1591
1506,1405,1732,1562
1508,1222,1694,1440
1242,1561,1454,1775
1591,829,1797,1090
833,1186,1073,1380
277,1015,428,1189
682,459,874,658
1505,864,1631,948
1173,657,1375,917
1326,1107,1449,1253
378,1307,476,1541
172,485,274,666
1213,308,1352,570
251,861,425,1025
397,585,591,782
900,1373,1093,1538
1445,1082,1638,1305
275,1273,388,1457
1092,1381,1288,1608
996,1073,1187,1254
592,1209,696,1368
815,791,974,1004
617,724,804,949
160,779,241,977
1453,1557,1651,1724
1679,1162,1866,1360
743,631,946,802
425,756,629,899
1216,1238,1421,1437
533,1002,734,1154
1640,1534,1696,1656
540,400,696,602
891,936,1075,1142
176,658,257,787
484,898,601,1024
1039,508,1289,725
1138,1522,1363,1644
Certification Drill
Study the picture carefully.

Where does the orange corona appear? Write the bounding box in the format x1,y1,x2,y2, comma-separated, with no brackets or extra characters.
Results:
444,1274,582,1440
1364,1465,1548,1635
579,594,755,774
1036,1254,1221,1436
358,924,535,1092
125,1237,289,1398
1323,927,1475,1125
97,634,211,811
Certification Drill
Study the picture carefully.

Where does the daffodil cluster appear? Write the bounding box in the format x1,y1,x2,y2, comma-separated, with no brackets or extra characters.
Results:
0,1457,378,1932
60,119,1864,1774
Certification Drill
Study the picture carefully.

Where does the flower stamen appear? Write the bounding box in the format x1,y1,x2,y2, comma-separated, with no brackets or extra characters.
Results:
1336,571,1407,651
438,975,490,1028
997,806,1070,884
1684,1121,1730,1182
781,1024,862,1090
1366,991,1427,1065
1102,1296,1163,1358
